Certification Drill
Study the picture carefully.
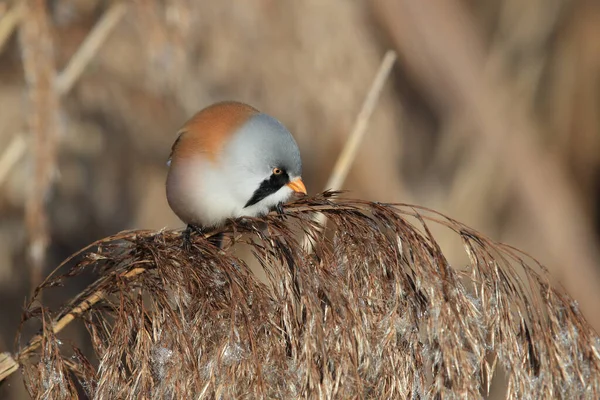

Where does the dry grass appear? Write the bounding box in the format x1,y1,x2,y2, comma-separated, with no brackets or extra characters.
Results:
2,193,598,399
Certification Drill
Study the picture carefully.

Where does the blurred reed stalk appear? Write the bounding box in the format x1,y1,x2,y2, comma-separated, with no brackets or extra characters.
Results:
0,1,24,53
19,0,60,292
303,50,397,250
9,2,128,292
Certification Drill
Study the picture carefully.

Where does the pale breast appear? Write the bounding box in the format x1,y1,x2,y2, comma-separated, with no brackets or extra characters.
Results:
166,157,239,227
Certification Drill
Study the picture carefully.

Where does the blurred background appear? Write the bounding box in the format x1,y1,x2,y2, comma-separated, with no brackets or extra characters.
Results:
1,0,600,397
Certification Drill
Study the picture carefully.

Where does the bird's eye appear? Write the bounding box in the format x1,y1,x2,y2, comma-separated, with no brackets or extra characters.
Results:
273,168,283,175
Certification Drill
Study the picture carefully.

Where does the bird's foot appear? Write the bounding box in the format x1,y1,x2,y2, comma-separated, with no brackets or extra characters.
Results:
182,224,203,251
275,202,285,215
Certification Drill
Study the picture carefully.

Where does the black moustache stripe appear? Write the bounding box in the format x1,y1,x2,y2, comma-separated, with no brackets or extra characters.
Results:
244,171,289,208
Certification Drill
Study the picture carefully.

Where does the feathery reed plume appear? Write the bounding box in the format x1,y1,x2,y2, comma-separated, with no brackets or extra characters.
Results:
1,193,598,398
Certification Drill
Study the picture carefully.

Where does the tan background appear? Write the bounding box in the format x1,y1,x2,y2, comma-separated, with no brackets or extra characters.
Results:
1,0,599,398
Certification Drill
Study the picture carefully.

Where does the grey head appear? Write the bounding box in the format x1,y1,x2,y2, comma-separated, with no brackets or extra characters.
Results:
221,112,304,209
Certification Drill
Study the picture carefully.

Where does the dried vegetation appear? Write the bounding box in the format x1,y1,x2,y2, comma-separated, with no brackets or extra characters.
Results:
1,193,598,399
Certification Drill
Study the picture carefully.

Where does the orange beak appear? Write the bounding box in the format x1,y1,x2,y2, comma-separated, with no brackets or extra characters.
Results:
286,178,307,195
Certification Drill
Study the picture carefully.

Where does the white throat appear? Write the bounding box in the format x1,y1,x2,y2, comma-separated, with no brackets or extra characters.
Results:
175,158,295,227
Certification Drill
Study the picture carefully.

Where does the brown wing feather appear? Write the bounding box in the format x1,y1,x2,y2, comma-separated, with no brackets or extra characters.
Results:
169,101,259,165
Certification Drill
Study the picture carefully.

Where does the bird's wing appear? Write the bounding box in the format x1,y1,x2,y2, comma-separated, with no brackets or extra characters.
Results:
167,129,186,166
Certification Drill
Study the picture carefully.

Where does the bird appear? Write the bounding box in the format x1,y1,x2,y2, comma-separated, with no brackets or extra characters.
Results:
166,101,307,244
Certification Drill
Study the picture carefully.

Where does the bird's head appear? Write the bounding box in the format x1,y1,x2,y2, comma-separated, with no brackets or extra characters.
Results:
166,101,306,228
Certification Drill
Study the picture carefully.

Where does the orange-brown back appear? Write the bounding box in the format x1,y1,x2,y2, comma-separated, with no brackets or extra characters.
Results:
169,101,259,164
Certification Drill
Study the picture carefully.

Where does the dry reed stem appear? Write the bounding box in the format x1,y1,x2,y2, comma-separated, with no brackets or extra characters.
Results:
3,2,128,181
19,0,60,291
0,194,598,398
55,2,128,95
0,352,18,382
0,265,148,383
0,1,24,53
0,261,147,382
303,50,396,251
0,228,211,382
7,2,127,294
0,133,27,188
19,267,147,359
372,0,600,331
323,50,397,193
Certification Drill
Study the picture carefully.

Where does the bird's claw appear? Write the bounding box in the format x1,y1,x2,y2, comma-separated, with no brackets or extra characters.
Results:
275,202,285,215
182,224,203,250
